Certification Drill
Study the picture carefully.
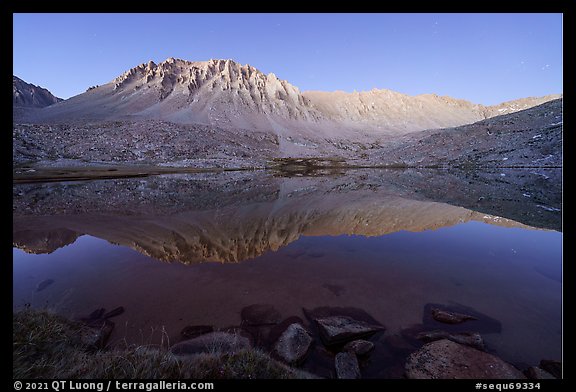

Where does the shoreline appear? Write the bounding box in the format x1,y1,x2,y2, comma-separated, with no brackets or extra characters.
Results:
13,305,560,380
13,162,562,184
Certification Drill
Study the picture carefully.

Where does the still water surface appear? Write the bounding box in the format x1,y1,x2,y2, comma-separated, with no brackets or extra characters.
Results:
13,169,562,377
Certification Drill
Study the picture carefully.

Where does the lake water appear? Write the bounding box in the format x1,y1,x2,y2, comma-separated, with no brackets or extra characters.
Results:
12,168,562,378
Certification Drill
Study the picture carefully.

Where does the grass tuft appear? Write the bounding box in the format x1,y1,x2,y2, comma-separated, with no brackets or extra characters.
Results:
13,309,315,379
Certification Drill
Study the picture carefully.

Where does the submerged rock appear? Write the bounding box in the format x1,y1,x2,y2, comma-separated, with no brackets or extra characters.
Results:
81,306,124,322
180,325,214,340
343,339,375,356
315,316,385,346
304,306,382,325
416,330,450,342
422,304,501,334
273,323,312,365
385,334,419,353
87,308,105,321
431,308,477,324
416,330,450,341
405,339,525,379
36,279,54,292
241,304,281,326
539,360,561,378
335,351,361,379
103,306,124,319
447,332,484,350
527,366,556,379
81,319,114,350
171,332,251,355
416,330,484,350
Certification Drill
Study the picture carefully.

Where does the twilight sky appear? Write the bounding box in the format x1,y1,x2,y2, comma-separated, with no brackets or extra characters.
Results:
13,13,562,105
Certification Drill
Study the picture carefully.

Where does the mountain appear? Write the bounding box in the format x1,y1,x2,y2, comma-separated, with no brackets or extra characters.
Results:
304,90,560,134
21,59,332,149
13,58,562,167
366,98,563,167
22,58,560,137
13,76,62,108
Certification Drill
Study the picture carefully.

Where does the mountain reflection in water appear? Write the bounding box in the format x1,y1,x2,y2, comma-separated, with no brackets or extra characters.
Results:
13,168,561,262
12,168,561,375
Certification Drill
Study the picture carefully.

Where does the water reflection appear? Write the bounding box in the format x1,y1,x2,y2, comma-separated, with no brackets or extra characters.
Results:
13,168,561,262
12,169,562,375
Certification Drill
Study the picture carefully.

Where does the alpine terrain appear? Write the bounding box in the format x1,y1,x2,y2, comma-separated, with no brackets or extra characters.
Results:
13,58,562,170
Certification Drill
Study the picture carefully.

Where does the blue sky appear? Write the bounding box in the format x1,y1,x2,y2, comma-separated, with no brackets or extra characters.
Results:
13,13,562,105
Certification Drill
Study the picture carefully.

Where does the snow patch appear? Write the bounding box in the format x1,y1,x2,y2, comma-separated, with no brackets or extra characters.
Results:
531,155,554,164
530,171,550,179
537,205,561,212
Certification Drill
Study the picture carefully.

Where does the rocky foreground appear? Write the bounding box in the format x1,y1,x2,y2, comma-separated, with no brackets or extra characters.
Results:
14,305,561,379
13,309,313,379
119,304,563,379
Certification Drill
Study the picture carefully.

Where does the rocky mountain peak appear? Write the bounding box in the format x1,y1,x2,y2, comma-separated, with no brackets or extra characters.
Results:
13,76,62,108
18,58,561,143
106,58,320,125
111,58,299,97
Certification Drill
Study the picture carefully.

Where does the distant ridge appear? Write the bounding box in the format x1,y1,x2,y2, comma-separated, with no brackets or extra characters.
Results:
18,58,561,138
12,59,562,169
13,76,62,108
